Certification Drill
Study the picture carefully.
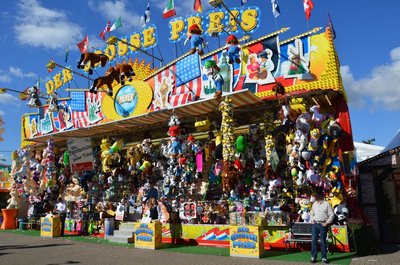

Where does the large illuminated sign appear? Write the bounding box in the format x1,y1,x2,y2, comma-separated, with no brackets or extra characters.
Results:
169,6,261,43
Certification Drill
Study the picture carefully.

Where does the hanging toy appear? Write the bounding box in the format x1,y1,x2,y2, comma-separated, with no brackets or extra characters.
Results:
63,150,70,166
26,86,42,108
185,24,205,56
204,60,224,100
48,91,60,112
77,52,109,75
109,139,124,154
225,34,241,64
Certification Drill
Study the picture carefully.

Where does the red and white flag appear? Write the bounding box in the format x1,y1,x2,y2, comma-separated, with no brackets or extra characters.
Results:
99,20,111,41
77,35,89,54
303,0,314,20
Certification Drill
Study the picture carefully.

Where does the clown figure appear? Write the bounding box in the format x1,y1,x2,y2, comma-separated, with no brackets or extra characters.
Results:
204,60,224,99
226,34,241,64
185,24,205,56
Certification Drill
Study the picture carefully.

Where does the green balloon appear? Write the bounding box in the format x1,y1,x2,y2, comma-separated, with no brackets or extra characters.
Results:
236,135,247,153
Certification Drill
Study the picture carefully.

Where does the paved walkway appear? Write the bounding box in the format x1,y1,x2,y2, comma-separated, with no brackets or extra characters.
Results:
0,232,399,265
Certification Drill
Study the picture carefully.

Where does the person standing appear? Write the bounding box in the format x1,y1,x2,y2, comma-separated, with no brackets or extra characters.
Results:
55,197,67,237
310,192,335,264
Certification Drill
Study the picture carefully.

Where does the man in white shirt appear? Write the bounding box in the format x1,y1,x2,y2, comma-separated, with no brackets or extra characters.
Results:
55,197,67,236
310,192,335,264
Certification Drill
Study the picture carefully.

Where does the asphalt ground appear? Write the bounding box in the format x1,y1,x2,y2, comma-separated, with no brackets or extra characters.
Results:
0,231,398,265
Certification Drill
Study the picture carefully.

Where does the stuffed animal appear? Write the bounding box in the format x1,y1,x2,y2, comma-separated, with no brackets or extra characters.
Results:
309,105,324,126
204,60,224,99
141,139,153,154
308,128,321,151
6,188,19,209
126,144,143,168
326,187,344,208
89,66,120,96
114,63,135,85
333,204,349,225
185,24,205,55
48,91,59,112
27,86,42,108
77,52,109,75
226,34,241,64
297,197,312,222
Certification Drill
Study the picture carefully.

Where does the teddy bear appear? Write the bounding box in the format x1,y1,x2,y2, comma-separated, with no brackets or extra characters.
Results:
226,34,241,64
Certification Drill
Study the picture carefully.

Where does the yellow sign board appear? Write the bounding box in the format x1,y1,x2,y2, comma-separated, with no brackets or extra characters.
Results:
230,225,264,258
40,217,61,238
134,222,162,249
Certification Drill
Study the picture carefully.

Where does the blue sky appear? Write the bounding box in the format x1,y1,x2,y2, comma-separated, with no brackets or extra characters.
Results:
0,0,399,164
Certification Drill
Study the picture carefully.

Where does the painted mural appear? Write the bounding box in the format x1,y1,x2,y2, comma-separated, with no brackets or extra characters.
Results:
22,28,342,140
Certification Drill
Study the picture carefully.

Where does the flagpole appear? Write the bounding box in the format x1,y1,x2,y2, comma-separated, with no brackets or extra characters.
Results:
274,17,278,31
46,60,94,81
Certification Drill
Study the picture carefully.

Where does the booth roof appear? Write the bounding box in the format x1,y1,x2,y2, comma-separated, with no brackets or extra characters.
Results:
26,90,264,145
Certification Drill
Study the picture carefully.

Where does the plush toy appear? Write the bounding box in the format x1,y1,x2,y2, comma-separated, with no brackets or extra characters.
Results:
204,60,224,99
48,91,59,112
309,105,324,126
185,24,205,55
109,139,124,154
6,188,19,209
333,204,349,225
89,66,120,96
126,144,143,168
27,86,42,108
141,139,153,154
235,135,248,154
114,62,135,85
327,187,344,208
77,52,109,75
308,128,321,152
226,34,241,64
322,117,342,139
297,197,312,222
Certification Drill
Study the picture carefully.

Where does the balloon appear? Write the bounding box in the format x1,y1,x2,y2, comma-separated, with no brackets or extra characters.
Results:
235,135,247,153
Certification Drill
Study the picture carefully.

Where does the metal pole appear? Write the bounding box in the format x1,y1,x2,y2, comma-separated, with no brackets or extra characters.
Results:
116,38,163,63
54,63,94,81
220,2,252,40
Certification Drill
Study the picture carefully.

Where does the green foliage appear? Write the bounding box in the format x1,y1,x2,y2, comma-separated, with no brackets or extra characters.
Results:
347,218,379,256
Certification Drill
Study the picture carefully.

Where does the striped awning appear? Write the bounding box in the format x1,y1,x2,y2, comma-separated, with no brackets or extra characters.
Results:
28,90,264,144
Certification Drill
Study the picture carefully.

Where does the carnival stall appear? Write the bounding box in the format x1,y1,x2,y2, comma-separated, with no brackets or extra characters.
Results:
5,1,358,254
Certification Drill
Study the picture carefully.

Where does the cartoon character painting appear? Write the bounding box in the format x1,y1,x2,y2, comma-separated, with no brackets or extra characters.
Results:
153,74,174,110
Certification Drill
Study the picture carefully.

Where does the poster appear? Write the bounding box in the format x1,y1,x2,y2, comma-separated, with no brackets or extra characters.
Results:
67,138,94,172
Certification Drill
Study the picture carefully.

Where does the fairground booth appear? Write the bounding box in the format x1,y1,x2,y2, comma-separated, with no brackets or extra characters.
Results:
4,1,362,255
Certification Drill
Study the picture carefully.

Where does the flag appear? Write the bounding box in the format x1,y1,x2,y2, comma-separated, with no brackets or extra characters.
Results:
271,0,280,18
241,0,248,6
110,17,122,32
303,0,314,20
194,0,202,13
163,0,176,19
77,35,89,54
328,13,336,39
141,3,151,26
65,45,69,63
99,20,111,40
19,87,30,100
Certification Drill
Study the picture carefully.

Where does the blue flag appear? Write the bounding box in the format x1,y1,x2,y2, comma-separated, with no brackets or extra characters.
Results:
271,0,280,18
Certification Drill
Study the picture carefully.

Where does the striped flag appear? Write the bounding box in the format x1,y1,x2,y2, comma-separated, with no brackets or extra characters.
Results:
194,0,202,13
328,13,336,39
65,45,69,63
303,0,314,20
99,20,111,40
110,17,122,32
71,92,104,128
141,3,151,26
77,35,89,54
271,0,280,18
163,0,176,19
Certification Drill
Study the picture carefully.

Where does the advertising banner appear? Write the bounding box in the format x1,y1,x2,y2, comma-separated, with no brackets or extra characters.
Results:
67,138,94,172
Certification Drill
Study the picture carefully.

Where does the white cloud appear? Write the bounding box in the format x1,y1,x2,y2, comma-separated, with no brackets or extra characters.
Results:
0,93,20,106
0,110,4,116
9,67,37,79
14,0,83,50
89,0,142,31
341,46,400,111
0,72,11,83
